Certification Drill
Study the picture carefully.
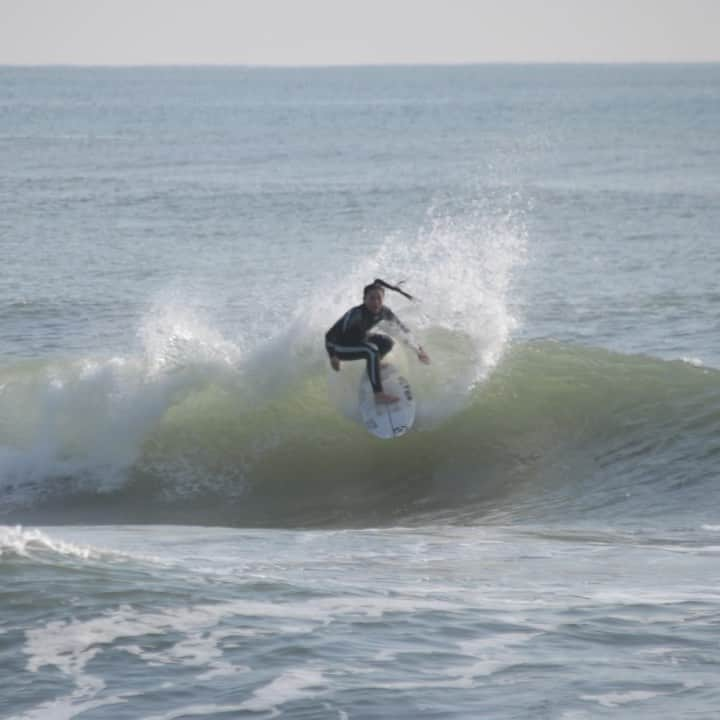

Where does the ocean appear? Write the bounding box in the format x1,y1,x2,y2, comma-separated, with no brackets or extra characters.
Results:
1,64,720,718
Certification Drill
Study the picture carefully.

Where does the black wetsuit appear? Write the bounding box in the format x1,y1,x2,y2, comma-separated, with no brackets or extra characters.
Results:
325,305,412,393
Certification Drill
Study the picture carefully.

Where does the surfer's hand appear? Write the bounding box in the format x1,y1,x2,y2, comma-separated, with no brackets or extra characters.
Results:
418,349,430,365
330,356,341,371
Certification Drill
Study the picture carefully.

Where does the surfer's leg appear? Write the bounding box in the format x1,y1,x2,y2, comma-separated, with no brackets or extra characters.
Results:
330,343,383,392
368,334,394,367
362,340,382,392
368,334,394,357
363,340,398,403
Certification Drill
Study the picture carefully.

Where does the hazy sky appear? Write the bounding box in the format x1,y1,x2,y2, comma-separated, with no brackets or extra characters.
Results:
1,0,719,65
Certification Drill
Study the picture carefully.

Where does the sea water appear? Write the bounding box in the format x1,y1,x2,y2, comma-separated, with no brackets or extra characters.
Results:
2,64,720,718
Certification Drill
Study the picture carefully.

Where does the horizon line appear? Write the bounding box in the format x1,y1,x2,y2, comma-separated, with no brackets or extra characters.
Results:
2,60,719,69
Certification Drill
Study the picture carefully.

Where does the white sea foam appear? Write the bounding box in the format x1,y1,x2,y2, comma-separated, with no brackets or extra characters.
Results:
456,631,539,656
138,297,243,375
22,592,465,710
239,668,328,713
580,690,661,707
0,302,245,506
141,668,328,720
0,526,168,569
0,355,186,500
0,526,93,560
24,591,464,719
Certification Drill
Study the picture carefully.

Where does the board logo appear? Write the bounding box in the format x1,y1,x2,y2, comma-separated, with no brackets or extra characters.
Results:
398,377,413,402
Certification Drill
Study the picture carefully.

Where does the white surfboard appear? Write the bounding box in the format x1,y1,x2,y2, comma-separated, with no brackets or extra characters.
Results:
358,363,416,439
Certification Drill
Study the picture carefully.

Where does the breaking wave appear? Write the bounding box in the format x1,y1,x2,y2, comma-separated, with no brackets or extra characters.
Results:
2,337,718,528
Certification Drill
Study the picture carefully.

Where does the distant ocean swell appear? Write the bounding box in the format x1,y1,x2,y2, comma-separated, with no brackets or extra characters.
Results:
2,339,718,528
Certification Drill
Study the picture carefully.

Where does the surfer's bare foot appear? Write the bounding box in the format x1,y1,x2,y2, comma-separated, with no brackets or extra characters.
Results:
374,391,399,404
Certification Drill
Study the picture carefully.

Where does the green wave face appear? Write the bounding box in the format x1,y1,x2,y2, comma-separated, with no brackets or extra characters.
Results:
2,342,719,528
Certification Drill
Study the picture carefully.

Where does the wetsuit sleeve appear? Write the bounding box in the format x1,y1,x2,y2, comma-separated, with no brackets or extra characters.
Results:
325,318,343,357
382,308,421,353
325,306,364,356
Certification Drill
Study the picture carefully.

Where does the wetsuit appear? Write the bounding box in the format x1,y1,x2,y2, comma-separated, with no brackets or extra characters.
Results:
325,305,415,393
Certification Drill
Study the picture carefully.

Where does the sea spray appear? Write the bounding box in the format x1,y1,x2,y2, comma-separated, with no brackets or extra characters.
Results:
289,192,528,423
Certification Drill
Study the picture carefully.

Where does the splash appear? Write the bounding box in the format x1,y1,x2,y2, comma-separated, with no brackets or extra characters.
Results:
297,192,528,421
0,302,243,509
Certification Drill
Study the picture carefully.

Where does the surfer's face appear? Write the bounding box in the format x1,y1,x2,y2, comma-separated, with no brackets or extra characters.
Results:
364,288,384,314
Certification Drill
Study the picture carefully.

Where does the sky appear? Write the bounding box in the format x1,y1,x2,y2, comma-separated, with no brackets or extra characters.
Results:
1,0,719,65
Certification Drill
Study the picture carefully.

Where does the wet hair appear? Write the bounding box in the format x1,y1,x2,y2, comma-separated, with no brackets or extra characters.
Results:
363,278,414,300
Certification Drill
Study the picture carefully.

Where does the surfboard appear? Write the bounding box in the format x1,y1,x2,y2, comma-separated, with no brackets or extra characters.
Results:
358,363,415,439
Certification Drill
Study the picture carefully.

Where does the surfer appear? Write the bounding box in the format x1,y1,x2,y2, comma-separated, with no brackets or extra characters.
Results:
325,279,430,404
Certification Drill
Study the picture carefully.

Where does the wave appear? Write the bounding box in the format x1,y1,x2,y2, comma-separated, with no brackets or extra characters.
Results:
1,193,535,527
2,336,719,528
4,193,715,528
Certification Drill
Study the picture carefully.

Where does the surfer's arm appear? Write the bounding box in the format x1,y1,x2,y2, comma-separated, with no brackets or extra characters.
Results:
326,310,360,369
325,320,341,360
325,306,364,357
383,309,430,363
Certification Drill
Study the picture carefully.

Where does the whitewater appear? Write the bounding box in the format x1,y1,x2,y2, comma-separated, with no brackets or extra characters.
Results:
2,64,720,718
